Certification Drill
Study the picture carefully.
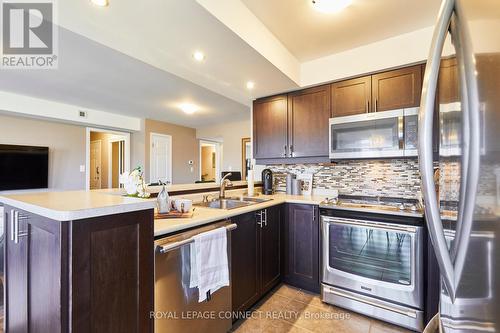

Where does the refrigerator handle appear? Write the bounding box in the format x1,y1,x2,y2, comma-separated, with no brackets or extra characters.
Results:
418,0,456,300
449,0,481,289
450,14,470,261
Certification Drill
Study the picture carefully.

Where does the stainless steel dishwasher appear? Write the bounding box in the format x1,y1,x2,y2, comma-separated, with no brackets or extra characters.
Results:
154,220,236,333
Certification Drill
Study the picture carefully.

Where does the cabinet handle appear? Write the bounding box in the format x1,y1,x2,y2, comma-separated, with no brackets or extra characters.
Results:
290,145,295,158
12,211,29,244
283,145,287,158
256,211,263,228
263,209,267,227
10,210,15,242
366,100,369,113
375,99,378,112
312,208,316,221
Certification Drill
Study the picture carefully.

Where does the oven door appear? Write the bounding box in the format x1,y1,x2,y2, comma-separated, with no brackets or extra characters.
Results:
329,110,405,159
321,216,424,309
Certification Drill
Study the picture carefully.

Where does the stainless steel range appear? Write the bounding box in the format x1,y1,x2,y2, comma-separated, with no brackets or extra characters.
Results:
320,196,425,331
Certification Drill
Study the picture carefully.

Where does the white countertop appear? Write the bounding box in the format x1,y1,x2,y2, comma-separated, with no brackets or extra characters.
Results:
154,193,328,237
0,191,155,221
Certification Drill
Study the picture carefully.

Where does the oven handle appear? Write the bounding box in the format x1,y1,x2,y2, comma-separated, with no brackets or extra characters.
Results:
321,216,418,234
323,287,418,319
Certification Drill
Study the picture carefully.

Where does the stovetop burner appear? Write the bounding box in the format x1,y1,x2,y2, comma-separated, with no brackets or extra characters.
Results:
320,195,423,216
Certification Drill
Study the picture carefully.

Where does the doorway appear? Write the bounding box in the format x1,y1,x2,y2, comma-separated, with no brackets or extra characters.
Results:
86,128,130,190
150,133,172,185
198,140,221,183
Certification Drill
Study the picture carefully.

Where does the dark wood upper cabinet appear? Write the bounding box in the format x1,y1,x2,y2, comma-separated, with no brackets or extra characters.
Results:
371,65,423,112
438,57,459,104
253,95,288,159
331,76,371,117
284,204,320,293
288,85,331,158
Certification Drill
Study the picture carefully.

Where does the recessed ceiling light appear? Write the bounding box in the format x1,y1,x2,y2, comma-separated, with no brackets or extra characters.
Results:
90,0,109,7
312,0,352,13
193,51,205,62
179,103,199,114
246,81,255,90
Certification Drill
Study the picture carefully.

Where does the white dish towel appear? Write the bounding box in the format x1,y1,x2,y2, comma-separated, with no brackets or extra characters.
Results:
189,227,229,302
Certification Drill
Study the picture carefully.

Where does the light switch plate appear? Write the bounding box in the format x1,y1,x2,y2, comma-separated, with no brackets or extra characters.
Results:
80,165,86,172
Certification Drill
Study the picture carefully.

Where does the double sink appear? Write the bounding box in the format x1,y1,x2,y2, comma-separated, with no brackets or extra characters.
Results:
195,196,273,210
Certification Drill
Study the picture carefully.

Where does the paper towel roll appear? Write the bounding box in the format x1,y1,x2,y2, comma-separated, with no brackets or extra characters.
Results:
247,170,255,196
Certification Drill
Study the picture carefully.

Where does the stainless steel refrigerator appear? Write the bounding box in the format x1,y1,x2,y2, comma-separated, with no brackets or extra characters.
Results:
419,0,500,332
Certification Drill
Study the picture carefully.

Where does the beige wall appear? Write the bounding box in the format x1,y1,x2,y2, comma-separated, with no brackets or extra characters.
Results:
196,119,251,176
0,114,86,190
201,146,216,181
89,132,114,189
145,119,198,184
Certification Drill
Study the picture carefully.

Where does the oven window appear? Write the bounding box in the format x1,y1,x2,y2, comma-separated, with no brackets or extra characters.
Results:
329,223,412,285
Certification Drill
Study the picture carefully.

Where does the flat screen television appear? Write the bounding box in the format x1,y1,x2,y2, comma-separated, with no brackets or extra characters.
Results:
0,144,49,191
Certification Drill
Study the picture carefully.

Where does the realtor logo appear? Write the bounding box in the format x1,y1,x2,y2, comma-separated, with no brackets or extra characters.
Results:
1,0,58,68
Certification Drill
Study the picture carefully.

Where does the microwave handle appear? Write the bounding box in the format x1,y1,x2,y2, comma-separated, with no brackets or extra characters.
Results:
398,116,404,149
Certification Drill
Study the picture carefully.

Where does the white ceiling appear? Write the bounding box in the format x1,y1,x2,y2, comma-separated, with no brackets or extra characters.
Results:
0,27,250,128
56,0,299,105
0,0,446,128
240,0,440,61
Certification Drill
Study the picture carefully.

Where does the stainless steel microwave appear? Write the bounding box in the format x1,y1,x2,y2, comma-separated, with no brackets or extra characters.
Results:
329,108,419,160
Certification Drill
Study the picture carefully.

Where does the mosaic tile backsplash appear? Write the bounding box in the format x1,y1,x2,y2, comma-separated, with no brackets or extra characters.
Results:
266,159,422,199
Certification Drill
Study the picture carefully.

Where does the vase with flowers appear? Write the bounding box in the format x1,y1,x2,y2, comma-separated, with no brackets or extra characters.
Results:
119,166,151,198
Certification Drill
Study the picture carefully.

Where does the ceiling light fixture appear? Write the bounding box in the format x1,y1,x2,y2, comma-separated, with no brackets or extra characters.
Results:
193,51,205,62
311,0,352,13
90,0,109,7
179,103,199,115
246,81,255,90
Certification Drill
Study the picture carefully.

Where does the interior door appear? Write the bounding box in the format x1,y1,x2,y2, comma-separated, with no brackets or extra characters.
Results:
90,140,102,190
150,133,172,184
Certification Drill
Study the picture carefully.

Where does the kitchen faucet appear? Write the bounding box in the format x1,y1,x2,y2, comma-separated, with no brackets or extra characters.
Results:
219,173,233,199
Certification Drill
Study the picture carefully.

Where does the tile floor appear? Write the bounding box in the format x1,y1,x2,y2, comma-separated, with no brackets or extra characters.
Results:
231,284,413,333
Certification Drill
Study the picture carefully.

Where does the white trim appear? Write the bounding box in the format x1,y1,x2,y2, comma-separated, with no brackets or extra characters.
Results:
149,132,173,185
86,127,131,191
198,139,222,183
107,137,126,189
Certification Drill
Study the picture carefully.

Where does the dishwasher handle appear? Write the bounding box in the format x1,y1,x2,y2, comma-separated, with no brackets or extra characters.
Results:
155,223,237,254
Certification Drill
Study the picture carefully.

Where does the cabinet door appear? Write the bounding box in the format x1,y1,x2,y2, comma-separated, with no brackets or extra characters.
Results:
438,57,459,104
253,95,288,159
331,76,371,117
231,211,261,313
260,206,282,295
288,85,331,158
372,65,423,112
284,204,320,293
71,210,154,333
4,207,65,333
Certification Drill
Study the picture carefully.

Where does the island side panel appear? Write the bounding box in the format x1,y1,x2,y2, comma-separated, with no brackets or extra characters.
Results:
4,205,68,333
70,209,154,333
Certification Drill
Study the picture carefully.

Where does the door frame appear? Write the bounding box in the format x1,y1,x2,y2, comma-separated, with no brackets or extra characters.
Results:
90,139,102,189
198,139,222,183
86,127,130,191
149,132,172,184
108,138,126,189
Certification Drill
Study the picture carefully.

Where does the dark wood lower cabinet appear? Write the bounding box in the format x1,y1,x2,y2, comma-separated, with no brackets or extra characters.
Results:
231,205,282,313
284,204,320,293
4,206,154,333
